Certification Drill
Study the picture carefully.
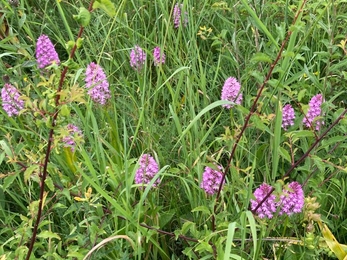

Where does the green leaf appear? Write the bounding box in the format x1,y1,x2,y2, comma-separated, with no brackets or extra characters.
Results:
24,165,39,183
73,7,91,27
239,0,278,48
37,230,61,240
251,52,272,63
93,0,116,17
181,221,195,235
196,240,213,254
224,222,237,260
191,206,211,215
279,146,291,163
285,130,315,140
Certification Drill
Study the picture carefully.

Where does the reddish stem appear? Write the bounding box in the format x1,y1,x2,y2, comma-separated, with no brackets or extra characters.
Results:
25,2,94,259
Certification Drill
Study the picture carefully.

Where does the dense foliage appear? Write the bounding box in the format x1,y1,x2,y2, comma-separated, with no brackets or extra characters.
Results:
1,0,347,259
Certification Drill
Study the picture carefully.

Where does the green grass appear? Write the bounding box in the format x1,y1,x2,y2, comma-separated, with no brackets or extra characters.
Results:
1,0,347,259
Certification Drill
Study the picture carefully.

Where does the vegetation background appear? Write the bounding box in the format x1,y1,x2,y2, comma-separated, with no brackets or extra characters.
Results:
0,0,347,259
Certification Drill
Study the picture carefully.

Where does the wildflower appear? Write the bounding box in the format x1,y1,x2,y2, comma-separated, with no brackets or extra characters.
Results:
250,183,277,219
303,94,324,131
200,165,224,195
35,34,60,69
173,3,188,28
282,104,295,130
221,77,242,109
135,154,160,188
153,46,165,66
1,83,24,117
63,124,83,152
130,45,146,71
85,62,110,105
279,182,304,215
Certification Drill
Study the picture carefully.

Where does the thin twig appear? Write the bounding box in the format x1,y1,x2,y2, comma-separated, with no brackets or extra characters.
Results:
213,0,308,231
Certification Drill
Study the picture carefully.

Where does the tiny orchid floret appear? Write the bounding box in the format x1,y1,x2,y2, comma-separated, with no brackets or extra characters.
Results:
153,46,166,66
279,181,305,215
221,77,243,109
63,124,83,152
130,45,146,71
35,34,60,69
1,83,24,117
85,62,110,105
282,104,295,130
200,165,224,195
135,154,160,188
173,3,188,28
303,94,324,131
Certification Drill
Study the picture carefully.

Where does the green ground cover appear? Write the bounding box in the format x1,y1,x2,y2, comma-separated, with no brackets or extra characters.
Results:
1,0,347,259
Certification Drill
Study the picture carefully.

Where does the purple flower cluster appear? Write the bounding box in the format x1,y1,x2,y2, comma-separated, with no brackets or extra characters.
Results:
303,94,324,130
250,183,277,219
221,77,243,109
278,182,305,216
173,3,188,28
85,62,110,105
1,83,24,117
251,182,304,219
200,165,224,195
153,46,166,66
35,34,60,69
63,124,83,152
130,45,147,71
135,154,160,188
282,104,295,130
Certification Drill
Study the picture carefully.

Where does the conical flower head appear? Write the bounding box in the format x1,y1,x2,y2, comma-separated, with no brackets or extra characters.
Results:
279,181,304,215
1,83,24,117
85,62,111,105
173,3,188,28
303,94,324,130
200,165,224,195
130,45,146,71
153,46,165,66
221,77,242,109
35,34,60,69
135,154,160,188
282,104,295,130
63,124,83,152
251,183,277,219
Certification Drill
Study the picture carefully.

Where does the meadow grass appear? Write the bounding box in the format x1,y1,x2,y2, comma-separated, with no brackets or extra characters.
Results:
1,0,347,259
